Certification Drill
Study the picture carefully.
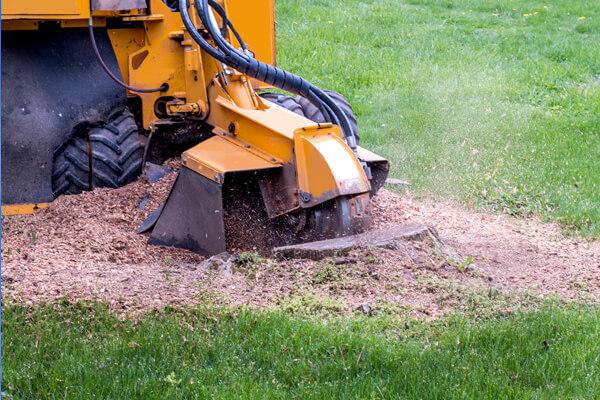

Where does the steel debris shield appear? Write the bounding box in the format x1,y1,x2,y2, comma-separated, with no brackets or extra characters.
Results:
143,167,226,255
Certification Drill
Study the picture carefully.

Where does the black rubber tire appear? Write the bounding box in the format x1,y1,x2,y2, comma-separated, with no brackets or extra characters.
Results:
52,136,91,197
259,92,305,117
89,110,143,189
51,109,142,198
296,90,359,144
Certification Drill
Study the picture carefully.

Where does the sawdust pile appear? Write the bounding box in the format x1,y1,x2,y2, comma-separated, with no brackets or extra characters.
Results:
2,168,600,313
2,172,199,267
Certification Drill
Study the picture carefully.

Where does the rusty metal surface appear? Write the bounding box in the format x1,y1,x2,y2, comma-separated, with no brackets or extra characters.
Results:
258,166,300,218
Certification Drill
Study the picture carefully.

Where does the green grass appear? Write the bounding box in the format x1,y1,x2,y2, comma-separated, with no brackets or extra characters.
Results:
2,301,600,399
275,0,600,235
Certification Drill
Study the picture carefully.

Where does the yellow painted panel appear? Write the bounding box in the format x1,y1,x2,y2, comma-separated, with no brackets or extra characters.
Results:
183,136,280,182
1,0,89,18
225,0,276,66
1,203,49,216
294,131,370,206
1,20,39,30
107,27,146,88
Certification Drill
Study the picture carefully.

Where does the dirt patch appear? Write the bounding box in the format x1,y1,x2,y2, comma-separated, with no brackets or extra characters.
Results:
371,190,600,301
2,169,599,315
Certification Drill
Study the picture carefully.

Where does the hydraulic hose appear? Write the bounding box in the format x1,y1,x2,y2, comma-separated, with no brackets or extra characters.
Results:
207,0,247,51
178,1,227,63
195,1,348,134
88,17,168,94
178,0,360,153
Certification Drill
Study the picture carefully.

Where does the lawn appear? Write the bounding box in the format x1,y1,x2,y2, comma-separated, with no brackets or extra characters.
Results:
2,302,600,399
275,0,600,235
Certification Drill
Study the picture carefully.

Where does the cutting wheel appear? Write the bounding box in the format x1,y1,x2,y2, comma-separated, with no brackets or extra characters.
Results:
307,196,358,240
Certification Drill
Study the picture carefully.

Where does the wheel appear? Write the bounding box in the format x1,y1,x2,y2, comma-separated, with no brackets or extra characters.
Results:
305,196,362,241
51,109,142,198
259,92,305,117
296,89,359,144
89,110,143,189
52,135,91,197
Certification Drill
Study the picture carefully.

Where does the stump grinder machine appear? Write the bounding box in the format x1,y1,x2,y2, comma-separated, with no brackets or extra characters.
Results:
1,0,389,255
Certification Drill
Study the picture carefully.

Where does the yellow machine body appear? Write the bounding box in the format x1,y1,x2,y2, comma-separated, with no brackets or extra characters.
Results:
1,0,388,254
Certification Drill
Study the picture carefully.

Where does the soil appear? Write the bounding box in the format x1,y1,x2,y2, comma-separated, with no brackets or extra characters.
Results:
370,192,600,302
2,165,599,316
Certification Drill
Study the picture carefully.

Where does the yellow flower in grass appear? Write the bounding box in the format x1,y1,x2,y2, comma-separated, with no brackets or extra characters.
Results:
579,16,586,20
328,20,333,24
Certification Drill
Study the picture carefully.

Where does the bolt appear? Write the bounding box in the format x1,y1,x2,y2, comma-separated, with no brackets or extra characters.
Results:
299,192,311,203
228,121,240,135
182,158,187,165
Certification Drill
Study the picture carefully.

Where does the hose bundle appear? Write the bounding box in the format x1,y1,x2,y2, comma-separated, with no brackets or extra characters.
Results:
178,0,360,155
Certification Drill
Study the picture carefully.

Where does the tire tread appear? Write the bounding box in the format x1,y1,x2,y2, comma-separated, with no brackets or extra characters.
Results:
296,90,359,144
52,108,142,198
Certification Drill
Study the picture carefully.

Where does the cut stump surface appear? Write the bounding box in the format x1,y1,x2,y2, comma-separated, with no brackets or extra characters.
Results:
273,224,442,260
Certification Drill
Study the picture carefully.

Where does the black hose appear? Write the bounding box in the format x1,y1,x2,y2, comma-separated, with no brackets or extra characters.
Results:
204,0,357,150
178,0,227,63
179,0,359,152
88,17,168,94
207,0,247,50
